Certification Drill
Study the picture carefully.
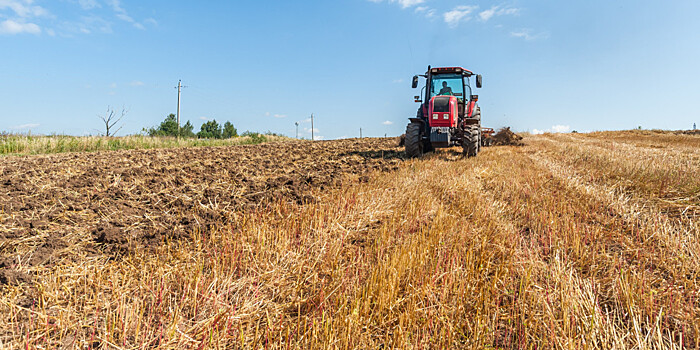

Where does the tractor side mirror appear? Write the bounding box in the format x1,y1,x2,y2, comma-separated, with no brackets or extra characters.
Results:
412,76,419,89
414,96,422,103
476,75,483,88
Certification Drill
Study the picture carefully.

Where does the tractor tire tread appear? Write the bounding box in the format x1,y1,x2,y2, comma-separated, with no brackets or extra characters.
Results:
405,122,423,158
463,125,480,157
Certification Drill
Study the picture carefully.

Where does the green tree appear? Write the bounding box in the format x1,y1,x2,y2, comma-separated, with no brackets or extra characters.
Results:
147,114,177,137
197,119,222,139
145,114,195,138
180,120,195,138
223,121,237,138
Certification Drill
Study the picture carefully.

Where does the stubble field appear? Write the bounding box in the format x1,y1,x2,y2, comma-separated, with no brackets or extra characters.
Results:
0,130,698,348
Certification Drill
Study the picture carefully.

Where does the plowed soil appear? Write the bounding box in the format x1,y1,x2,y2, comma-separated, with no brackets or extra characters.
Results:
0,138,403,279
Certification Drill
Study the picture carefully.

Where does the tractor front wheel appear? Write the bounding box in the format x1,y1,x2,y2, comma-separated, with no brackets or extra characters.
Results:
463,126,480,157
405,122,424,158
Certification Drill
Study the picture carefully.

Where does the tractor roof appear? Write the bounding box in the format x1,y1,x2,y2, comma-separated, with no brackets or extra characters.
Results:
429,67,474,76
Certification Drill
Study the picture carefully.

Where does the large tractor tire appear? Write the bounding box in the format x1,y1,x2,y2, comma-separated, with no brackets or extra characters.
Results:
405,122,424,158
463,126,481,157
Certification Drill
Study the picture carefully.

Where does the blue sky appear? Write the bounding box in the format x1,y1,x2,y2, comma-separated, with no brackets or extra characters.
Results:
1,0,699,139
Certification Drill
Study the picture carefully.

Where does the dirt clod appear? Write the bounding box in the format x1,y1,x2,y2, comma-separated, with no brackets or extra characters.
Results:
491,127,524,146
94,225,125,245
0,269,32,286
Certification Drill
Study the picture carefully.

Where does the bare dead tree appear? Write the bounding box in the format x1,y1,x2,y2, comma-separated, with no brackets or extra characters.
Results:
99,106,126,137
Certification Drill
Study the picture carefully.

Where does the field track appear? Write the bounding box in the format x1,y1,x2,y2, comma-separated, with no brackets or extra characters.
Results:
1,131,698,348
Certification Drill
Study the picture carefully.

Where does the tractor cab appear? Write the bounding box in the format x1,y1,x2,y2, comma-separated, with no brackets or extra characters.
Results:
412,66,481,120
429,73,465,100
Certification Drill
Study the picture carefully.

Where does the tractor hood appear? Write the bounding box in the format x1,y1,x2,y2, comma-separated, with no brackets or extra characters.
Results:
428,95,458,128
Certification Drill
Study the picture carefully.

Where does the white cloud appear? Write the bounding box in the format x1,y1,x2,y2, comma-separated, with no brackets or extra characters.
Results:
61,1,155,36
392,79,404,84
199,116,209,121
511,29,549,41
107,0,130,20
511,29,532,40
130,81,144,86
0,19,39,34
0,0,48,18
397,0,424,8
107,0,146,29
0,0,155,36
479,8,496,21
479,6,519,22
551,125,570,133
415,6,436,18
109,82,117,88
273,114,287,118
10,123,40,129
444,5,477,28
382,121,393,125
76,0,100,10
369,0,425,9
0,0,47,35
73,15,113,34
532,125,570,134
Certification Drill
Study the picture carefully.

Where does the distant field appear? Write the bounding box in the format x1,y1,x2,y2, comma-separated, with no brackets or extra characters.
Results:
0,133,289,156
0,131,698,348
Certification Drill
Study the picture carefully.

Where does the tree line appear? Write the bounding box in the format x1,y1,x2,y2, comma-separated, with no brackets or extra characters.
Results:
144,114,238,139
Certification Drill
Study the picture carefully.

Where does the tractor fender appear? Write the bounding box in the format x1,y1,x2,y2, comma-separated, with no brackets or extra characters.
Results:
467,101,476,117
409,117,425,124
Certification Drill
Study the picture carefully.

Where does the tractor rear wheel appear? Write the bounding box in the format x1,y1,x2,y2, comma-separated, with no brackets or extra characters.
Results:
463,126,480,157
405,122,424,158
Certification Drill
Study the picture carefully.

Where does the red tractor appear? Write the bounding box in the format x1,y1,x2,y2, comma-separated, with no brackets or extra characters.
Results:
405,66,483,157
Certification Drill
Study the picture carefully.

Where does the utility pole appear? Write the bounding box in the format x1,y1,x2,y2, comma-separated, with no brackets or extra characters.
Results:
360,128,362,138
175,80,187,137
311,113,314,141
295,122,299,139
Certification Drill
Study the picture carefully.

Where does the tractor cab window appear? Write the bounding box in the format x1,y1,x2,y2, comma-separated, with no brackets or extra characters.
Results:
430,74,465,101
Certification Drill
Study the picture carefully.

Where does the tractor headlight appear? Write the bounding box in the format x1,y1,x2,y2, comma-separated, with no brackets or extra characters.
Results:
433,114,438,119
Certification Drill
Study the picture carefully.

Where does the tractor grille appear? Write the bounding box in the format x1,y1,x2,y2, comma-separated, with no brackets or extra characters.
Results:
433,96,450,113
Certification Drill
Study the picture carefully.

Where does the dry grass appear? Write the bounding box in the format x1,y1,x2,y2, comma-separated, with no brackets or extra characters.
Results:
0,134,289,156
0,131,698,348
